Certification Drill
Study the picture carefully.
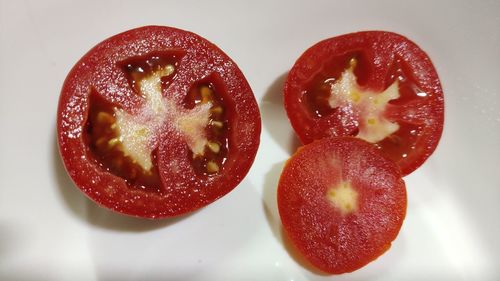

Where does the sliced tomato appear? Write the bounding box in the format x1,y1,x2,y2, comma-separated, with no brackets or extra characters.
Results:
278,137,407,274
284,31,444,175
57,26,261,218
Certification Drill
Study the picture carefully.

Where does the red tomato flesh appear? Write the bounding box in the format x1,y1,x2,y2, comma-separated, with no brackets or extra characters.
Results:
284,31,444,175
278,137,407,274
58,26,261,218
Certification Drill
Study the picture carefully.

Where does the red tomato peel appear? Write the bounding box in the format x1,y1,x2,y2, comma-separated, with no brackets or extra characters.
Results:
57,26,261,218
284,31,444,175
278,137,407,274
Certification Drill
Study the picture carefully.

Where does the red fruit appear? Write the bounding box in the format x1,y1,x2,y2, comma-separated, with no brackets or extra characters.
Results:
278,137,407,273
58,26,261,218
284,31,444,175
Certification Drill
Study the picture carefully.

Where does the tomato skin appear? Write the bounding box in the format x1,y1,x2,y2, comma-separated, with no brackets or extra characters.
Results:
284,31,444,176
278,137,407,274
57,26,261,218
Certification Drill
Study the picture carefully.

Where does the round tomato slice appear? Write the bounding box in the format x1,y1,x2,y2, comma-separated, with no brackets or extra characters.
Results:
278,137,407,274
284,31,444,175
57,26,261,218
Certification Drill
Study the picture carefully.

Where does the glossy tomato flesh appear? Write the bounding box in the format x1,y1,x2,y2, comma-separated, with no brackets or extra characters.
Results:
284,31,444,175
58,26,261,218
278,137,407,274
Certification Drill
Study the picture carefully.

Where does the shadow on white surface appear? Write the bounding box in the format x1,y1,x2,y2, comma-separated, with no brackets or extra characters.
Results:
52,129,190,232
0,223,21,264
260,72,302,154
262,161,283,243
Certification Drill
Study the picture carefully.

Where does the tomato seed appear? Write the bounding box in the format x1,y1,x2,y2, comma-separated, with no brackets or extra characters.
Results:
96,137,107,147
206,161,219,173
210,106,223,115
97,111,115,124
108,137,120,148
207,142,220,153
200,86,213,103
211,120,224,128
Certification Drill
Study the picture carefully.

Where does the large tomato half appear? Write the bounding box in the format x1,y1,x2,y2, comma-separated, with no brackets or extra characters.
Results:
57,26,261,218
278,137,407,274
284,31,444,175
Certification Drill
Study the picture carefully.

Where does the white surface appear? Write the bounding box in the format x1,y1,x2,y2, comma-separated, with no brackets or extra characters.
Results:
1,0,499,280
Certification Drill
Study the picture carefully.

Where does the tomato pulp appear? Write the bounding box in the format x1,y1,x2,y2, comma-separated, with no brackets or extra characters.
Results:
284,31,444,175
58,26,261,218
278,137,407,274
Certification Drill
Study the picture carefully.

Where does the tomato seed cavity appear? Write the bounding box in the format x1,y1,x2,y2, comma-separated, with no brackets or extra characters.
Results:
303,53,432,164
184,80,229,177
85,91,162,192
85,52,232,190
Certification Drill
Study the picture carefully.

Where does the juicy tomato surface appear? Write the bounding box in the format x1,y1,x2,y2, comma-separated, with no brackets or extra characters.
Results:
284,31,444,175
58,26,261,218
278,137,407,274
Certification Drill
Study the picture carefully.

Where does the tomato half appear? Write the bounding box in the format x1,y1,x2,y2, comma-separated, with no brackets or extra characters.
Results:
284,31,444,175
57,26,261,218
278,137,407,274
